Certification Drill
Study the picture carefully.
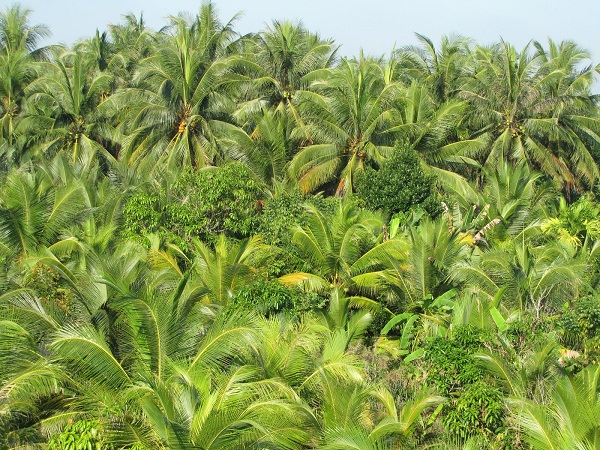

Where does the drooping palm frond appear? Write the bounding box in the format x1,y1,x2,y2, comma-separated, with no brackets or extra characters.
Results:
321,426,391,450
513,365,600,449
283,200,386,295
188,311,259,373
289,57,401,195
190,235,267,306
51,324,131,393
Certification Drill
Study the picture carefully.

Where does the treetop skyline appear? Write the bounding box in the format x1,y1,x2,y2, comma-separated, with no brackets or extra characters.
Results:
16,0,600,64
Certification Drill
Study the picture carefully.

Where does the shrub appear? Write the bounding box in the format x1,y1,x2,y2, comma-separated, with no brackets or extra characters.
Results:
122,163,263,246
169,163,262,240
558,295,600,363
227,279,326,318
122,192,162,240
423,326,508,442
443,381,506,441
354,145,441,218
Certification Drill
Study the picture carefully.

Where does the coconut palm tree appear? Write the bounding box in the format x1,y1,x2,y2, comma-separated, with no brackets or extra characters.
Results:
279,199,393,295
289,57,402,195
0,5,49,167
394,33,472,104
109,3,246,174
0,5,49,55
460,41,600,190
236,20,337,123
225,23,337,188
22,49,115,166
107,12,154,87
73,29,115,73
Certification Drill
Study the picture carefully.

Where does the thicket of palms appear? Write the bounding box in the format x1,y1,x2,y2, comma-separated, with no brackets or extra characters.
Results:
2,3,600,449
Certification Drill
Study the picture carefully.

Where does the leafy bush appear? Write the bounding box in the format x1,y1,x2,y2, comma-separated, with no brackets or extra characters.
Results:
559,295,600,361
227,279,326,318
424,326,484,395
258,190,306,246
122,163,263,246
443,381,506,441
121,192,162,240
564,296,600,338
169,163,262,239
354,145,441,217
258,190,336,246
423,326,508,442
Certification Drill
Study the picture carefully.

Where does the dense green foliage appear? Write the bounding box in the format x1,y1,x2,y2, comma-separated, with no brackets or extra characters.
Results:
227,279,326,317
2,3,600,449
47,420,105,450
123,163,262,247
355,145,441,218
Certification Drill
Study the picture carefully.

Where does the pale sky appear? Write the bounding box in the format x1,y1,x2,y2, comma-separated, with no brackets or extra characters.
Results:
13,0,600,63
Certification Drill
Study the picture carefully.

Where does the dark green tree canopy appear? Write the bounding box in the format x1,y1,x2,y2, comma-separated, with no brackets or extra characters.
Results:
355,145,441,218
123,162,263,246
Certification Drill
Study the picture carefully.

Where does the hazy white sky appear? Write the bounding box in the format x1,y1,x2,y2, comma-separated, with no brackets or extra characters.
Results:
13,0,600,62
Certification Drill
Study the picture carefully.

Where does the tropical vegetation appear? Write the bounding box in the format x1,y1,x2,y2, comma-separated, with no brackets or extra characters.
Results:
2,3,600,449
